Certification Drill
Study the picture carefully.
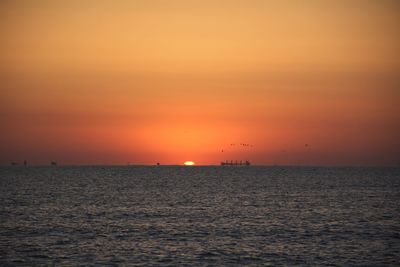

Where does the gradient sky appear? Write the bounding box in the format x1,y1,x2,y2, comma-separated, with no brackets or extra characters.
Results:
1,0,399,166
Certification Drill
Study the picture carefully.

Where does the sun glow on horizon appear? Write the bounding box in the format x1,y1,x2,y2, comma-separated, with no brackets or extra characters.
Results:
0,1,399,166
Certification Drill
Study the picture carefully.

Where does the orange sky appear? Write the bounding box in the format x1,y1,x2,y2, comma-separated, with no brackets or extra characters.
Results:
1,0,399,166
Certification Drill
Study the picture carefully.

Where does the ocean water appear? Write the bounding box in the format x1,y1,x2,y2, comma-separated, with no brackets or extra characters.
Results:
0,166,399,266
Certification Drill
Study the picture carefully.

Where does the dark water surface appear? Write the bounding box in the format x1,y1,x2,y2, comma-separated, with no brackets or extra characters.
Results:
0,166,399,266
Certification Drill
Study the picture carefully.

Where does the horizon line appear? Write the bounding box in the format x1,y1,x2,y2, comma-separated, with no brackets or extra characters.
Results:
1,164,399,168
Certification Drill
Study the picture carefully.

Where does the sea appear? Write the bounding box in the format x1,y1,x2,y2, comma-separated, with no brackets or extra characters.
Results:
0,166,399,266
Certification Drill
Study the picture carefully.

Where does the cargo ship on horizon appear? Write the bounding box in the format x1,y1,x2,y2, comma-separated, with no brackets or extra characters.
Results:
220,160,251,166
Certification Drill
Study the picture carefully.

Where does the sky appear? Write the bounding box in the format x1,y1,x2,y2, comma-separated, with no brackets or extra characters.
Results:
1,0,399,166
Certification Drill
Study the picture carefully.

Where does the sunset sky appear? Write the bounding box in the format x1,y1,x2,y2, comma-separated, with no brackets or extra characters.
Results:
1,0,399,166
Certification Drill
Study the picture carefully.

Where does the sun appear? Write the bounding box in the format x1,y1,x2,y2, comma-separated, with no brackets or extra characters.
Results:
184,161,195,166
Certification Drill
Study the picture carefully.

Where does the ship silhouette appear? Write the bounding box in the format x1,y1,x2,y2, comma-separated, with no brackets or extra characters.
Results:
220,160,250,166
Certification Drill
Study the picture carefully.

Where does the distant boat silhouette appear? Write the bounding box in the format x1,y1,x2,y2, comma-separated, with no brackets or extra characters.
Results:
221,160,251,166
51,161,57,166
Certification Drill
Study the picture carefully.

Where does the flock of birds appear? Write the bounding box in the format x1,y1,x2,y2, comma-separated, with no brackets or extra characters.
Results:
221,142,310,153
230,143,253,147
222,143,254,153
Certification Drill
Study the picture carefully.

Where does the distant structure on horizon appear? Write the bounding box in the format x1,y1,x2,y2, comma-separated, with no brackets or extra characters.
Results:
10,160,28,166
51,161,57,166
221,160,251,166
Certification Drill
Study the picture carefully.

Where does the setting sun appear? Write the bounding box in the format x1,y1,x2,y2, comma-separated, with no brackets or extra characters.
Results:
184,161,195,166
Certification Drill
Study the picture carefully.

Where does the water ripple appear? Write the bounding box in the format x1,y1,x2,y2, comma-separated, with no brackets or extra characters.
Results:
0,166,399,266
